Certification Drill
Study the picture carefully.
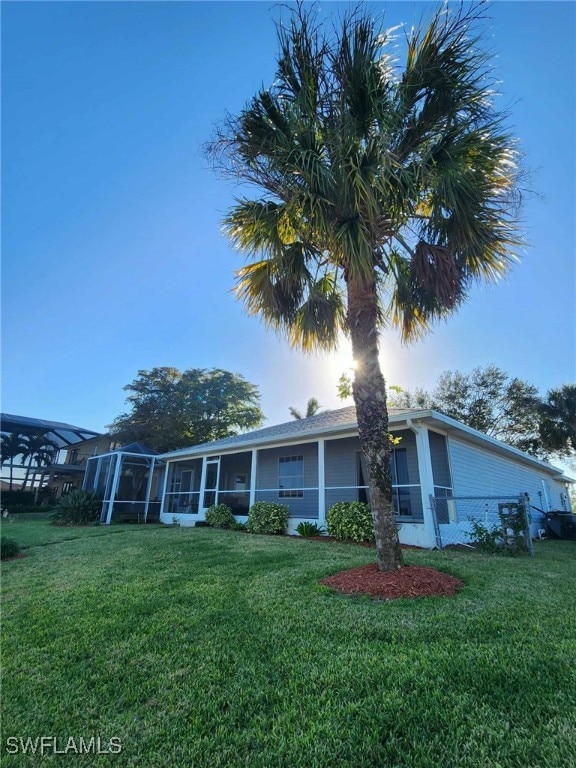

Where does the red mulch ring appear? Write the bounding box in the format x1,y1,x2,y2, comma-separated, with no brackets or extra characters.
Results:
321,563,464,600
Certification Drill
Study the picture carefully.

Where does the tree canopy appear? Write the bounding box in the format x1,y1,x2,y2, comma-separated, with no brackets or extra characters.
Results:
538,384,576,457
108,367,264,453
391,367,575,459
209,3,523,571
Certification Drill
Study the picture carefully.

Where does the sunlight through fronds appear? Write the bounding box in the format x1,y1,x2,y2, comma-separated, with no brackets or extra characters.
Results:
208,1,523,352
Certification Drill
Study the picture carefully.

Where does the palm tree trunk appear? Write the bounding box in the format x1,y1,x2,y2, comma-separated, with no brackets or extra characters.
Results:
347,277,404,572
22,458,33,491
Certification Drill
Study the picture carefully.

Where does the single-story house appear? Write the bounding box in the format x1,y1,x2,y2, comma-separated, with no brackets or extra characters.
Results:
155,406,572,548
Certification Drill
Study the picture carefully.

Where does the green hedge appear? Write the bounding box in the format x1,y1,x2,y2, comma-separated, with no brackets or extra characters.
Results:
246,502,289,535
0,490,36,505
2,503,43,515
327,501,375,542
205,504,236,529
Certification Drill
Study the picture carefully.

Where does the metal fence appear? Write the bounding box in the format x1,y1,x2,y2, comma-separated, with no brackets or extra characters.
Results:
429,493,534,555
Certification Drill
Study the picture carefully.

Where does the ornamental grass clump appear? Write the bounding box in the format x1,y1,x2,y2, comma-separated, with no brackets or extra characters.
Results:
204,503,236,530
246,502,289,535
1,537,21,559
49,490,102,526
327,501,375,543
295,521,325,537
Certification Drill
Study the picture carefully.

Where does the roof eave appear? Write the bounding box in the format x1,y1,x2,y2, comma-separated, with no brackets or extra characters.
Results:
409,409,569,479
159,407,569,480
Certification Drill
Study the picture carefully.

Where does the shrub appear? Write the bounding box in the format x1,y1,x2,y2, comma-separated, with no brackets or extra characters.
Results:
3,503,42,515
0,490,36,506
469,515,526,556
205,503,236,529
246,501,289,535
327,501,374,542
468,519,502,553
296,521,325,537
1,537,21,559
49,490,102,526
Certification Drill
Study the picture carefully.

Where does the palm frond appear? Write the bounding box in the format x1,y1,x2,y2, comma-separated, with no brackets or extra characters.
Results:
211,2,524,353
288,273,347,352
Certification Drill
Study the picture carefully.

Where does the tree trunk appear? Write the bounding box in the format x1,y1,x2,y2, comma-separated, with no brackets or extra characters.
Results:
22,458,33,491
347,277,404,571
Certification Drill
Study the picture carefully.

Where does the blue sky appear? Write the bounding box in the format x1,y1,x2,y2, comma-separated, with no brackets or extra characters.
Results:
2,1,575,435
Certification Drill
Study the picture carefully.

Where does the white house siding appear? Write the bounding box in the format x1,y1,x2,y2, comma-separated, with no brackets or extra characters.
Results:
448,436,568,533
255,442,319,519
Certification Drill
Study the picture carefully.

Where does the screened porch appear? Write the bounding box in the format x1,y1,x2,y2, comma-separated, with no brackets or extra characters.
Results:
83,445,164,524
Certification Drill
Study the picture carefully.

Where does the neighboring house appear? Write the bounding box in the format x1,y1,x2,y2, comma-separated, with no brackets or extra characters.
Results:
153,406,572,548
39,434,121,499
1,413,101,495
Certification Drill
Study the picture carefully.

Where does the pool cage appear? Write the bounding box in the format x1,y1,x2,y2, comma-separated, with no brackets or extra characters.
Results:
83,443,165,524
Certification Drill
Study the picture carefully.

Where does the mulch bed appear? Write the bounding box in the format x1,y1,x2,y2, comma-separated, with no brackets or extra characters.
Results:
321,563,464,600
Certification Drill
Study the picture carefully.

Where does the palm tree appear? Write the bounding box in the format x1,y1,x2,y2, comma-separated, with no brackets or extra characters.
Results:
289,397,322,420
21,432,58,491
0,433,28,491
209,4,522,571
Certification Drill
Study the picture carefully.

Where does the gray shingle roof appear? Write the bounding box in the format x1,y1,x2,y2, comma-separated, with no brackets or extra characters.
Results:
158,405,570,480
161,406,413,458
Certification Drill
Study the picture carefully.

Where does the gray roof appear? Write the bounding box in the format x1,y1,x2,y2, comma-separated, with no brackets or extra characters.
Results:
159,405,570,480
161,406,412,458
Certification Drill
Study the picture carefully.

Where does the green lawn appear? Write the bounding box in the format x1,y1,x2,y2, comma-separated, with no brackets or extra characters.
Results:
1,516,575,768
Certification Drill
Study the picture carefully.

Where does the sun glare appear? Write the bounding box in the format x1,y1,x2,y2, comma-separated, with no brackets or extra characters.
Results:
325,338,357,392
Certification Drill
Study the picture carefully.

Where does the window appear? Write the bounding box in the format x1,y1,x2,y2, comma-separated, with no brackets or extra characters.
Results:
391,448,412,516
357,452,369,504
356,449,413,513
278,455,304,498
